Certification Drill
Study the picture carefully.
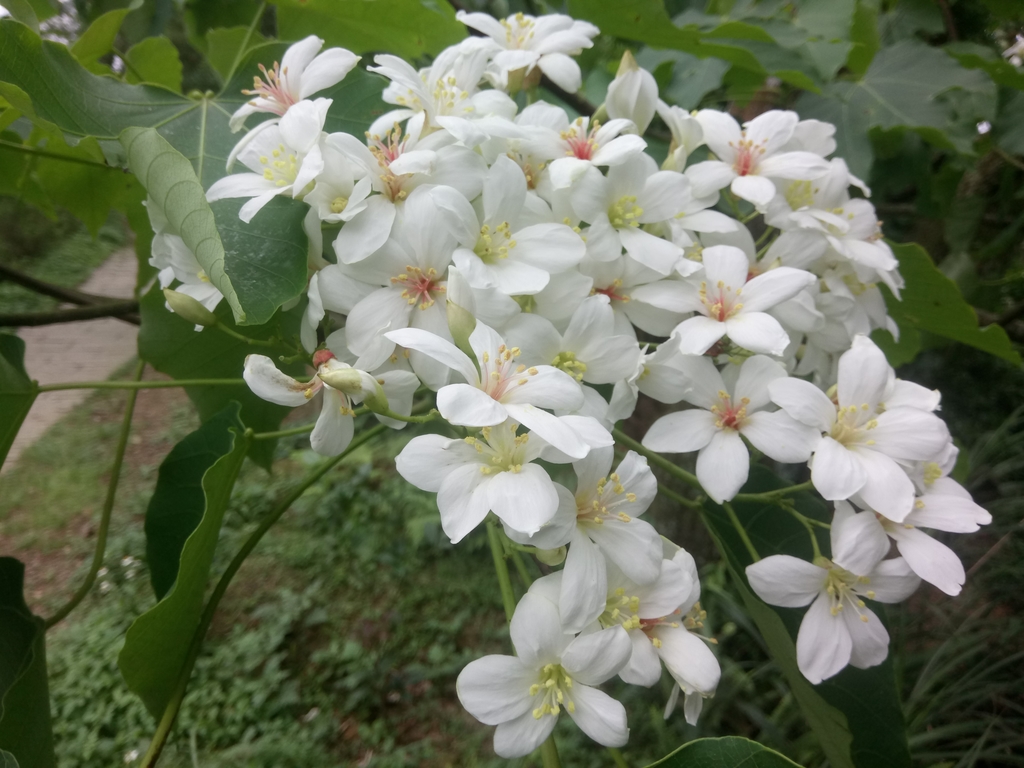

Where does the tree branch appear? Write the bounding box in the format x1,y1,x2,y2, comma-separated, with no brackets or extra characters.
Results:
0,301,140,327
0,262,127,307
0,137,122,170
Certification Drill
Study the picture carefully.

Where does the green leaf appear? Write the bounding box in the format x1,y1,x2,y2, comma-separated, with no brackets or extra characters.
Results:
636,49,729,110
213,196,311,327
118,405,249,718
32,132,140,236
69,2,139,74
205,26,266,82
846,0,879,76
796,41,997,178
136,286,300,469
271,0,466,60
0,749,20,768
145,406,246,600
0,558,54,768
123,36,183,91
946,42,1024,91
647,736,802,767
994,90,1024,157
699,467,912,768
120,126,243,323
877,242,1021,367
0,336,38,473
0,0,41,32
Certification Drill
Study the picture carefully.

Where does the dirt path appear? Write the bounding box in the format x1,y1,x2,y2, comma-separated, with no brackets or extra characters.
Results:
5,247,138,471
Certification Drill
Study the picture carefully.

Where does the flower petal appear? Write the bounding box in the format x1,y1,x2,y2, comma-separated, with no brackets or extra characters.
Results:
566,683,629,748
768,377,835,431
741,411,819,463
643,410,718,453
488,464,559,536
456,655,535,725
437,383,508,427
746,555,825,607
796,590,851,684
560,527,608,633
562,626,633,685
695,429,749,503
511,592,571,668
811,437,867,500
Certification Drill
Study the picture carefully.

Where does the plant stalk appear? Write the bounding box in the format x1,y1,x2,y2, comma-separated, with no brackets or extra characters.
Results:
44,360,145,629
140,422,390,767
39,378,246,392
724,502,760,562
612,428,702,490
540,735,562,768
487,519,516,622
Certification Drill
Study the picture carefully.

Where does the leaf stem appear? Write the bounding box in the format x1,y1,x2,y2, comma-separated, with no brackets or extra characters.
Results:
44,360,145,629
780,501,824,558
612,428,702,490
540,735,562,768
737,481,815,505
724,502,760,562
250,423,315,440
609,747,630,768
213,322,281,349
656,483,704,511
38,378,246,392
223,0,267,85
487,519,516,622
140,421,390,767
0,137,119,169
0,301,140,327
374,407,439,424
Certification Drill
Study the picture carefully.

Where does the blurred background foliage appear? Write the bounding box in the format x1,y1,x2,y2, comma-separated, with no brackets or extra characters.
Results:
0,0,1023,766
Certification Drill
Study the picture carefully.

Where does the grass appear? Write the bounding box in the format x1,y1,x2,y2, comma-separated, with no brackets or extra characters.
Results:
2,344,1023,767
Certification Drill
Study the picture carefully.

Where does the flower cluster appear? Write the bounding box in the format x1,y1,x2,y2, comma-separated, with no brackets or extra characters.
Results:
146,11,991,757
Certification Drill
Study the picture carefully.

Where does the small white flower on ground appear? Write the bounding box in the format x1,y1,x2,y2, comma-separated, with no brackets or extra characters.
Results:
456,592,631,757
643,355,819,502
746,502,920,684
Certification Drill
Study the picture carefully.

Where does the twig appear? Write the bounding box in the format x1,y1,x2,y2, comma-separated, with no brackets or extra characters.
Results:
724,502,760,562
0,301,140,327
935,0,959,40
0,137,121,170
44,360,145,629
0,262,125,307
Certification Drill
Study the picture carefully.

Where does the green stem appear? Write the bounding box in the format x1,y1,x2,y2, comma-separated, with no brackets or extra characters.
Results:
612,428,702,490
38,378,245,392
508,548,534,589
656,483,704,511
609,747,630,768
724,502,760,562
781,502,823,558
44,360,145,629
251,423,315,440
374,407,439,424
486,519,516,622
734,480,814,503
754,225,776,247
223,0,267,85
0,137,118,169
213,322,280,349
140,422,390,767
540,735,562,768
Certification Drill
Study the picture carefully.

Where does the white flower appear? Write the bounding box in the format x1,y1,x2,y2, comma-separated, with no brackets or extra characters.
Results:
605,51,658,135
769,336,952,521
150,232,222,325
657,101,704,172
429,155,586,294
386,322,596,459
524,114,646,189
686,109,830,210
328,117,486,264
643,355,819,502
456,592,631,757
208,99,330,222
504,295,642,385
657,245,816,356
316,186,454,379
456,11,599,92
396,421,566,540
303,143,372,224
505,448,662,631
229,36,359,131
570,158,689,274
746,503,920,684
243,351,380,456
582,256,695,338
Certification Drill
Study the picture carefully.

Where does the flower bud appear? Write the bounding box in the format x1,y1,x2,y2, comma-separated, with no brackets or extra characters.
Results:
445,266,478,363
606,50,658,135
317,362,390,414
535,546,567,566
163,288,218,327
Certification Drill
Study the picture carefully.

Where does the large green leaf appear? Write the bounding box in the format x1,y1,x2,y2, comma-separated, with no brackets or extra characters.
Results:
136,286,300,469
0,749,20,768
874,242,1021,367
994,90,1024,157
120,126,243,323
0,559,54,768
69,2,139,74
145,405,247,600
796,41,996,178
699,467,912,768
123,36,183,91
118,405,249,718
0,336,38,473
647,736,802,767
271,0,466,60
